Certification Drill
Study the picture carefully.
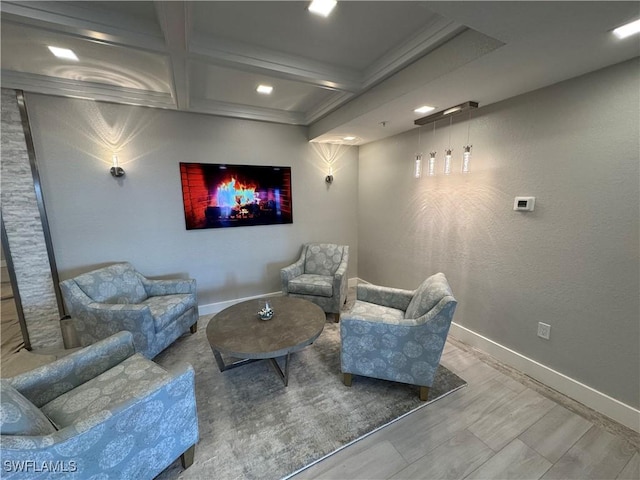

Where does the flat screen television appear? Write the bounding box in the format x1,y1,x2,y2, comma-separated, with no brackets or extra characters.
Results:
180,162,293,230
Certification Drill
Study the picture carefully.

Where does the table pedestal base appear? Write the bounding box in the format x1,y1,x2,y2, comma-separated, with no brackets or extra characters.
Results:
212,348,292,386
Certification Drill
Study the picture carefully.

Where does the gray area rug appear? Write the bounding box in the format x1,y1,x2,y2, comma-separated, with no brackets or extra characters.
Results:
155,316,466,480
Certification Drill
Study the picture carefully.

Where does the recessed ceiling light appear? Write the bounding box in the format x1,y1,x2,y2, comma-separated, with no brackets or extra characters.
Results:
256,84,273,94
47,46,79,61
414,105,435,114
613,18,640,39
308,0,337,17
343,136,356,141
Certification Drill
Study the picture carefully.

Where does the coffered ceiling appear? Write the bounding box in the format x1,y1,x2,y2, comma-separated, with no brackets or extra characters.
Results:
1,1,639,145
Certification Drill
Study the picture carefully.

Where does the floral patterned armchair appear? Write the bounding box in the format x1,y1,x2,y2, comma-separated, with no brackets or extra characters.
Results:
60,262,198,359
340,273,457,400
281,243,349,320
0,331,198,479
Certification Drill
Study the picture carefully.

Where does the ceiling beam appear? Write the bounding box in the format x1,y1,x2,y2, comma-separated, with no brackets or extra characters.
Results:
363,17,465,89
1,1,166,53
190,34,362,93
154,1,191,110
189,98,306,126
1,70,176,110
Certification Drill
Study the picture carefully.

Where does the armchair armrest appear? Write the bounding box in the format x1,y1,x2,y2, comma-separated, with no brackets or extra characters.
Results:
8,331,136,407
281,256,305,293
62,299,155,357
356,284,414,311
82,301,155,334
333,252,349,294
141,277,197,297
334,256,349,279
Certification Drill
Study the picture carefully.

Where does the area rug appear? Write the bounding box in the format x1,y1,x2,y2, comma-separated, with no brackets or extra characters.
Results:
154,316,466,480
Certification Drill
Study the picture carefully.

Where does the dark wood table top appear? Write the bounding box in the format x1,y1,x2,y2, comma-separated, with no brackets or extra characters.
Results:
206,296,326,359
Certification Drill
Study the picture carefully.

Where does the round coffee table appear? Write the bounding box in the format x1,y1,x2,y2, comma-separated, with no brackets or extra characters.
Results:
206,296,325,386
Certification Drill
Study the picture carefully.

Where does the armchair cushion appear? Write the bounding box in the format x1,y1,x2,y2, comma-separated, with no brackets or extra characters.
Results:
346,301,405,325
405,272,452,319
0,381,56,436
41,353,171,429
143,294,198,332
74,263,147,304
288,274,333,297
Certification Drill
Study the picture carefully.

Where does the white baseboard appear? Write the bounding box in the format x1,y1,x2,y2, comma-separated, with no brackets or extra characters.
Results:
198,291,282,316
199,277,360,316
449,322,640,432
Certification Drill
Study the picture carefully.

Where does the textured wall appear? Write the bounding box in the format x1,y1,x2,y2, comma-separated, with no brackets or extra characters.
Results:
357,59,639,408
24,94,358,308
0,89,63,349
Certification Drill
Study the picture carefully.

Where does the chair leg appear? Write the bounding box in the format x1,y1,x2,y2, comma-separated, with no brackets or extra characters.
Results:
180,444,195,469
334,313,340,323
343,373,353,387
419,386,430,401
190,322,198,334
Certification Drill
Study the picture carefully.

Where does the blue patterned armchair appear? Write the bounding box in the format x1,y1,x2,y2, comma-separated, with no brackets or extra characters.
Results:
281,243,349,320
340,273,457,400
0,331,198,479
60,262,198,359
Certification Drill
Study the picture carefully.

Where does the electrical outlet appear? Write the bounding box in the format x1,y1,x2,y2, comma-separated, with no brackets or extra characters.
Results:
538,322,551,340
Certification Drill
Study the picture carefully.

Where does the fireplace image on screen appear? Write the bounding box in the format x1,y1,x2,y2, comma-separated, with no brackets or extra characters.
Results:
180,162,293,230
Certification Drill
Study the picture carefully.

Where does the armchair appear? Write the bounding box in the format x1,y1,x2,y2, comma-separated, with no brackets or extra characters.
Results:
340,273,457,400
281,243,349,320
0,331,198,479
60,262,198,359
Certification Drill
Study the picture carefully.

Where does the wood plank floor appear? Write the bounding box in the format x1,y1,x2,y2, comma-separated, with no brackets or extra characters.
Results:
292,336,639,480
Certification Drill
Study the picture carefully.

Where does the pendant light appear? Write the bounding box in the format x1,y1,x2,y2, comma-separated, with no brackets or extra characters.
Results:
462,145,472,174
462,108,472,174
414,126,423,178
444,117,452,175
428,121,437,176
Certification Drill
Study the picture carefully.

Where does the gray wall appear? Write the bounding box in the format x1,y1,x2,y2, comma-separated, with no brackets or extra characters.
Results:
358,59,639,408
1,89,63,348
25,94,358,308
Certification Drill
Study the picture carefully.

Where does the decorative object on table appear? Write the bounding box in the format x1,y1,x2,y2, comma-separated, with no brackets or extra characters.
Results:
258,300,274,320
281,242,349,321
341,272,457,401
179,162,293,230
59,262,198,359
1,331,198,479
154,319,465,480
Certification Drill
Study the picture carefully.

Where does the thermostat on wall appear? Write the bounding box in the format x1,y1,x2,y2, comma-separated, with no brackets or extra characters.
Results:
514,196,535,211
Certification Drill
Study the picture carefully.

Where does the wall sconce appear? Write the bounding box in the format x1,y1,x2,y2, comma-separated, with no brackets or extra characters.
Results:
110,154,125,177
462,145,472,173
325,165,333,184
